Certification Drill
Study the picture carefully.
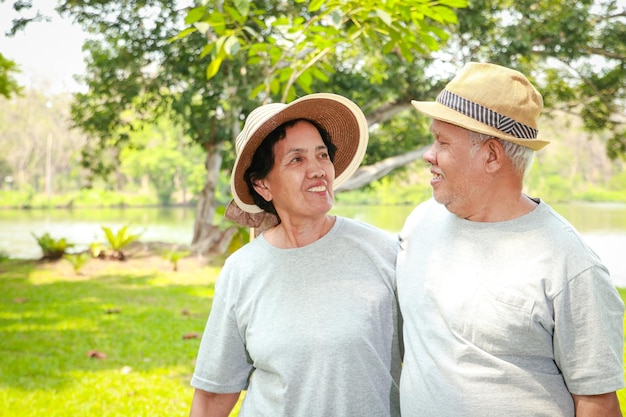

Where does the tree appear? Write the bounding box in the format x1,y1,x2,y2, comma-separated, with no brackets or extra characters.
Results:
120,117,207,205
8,0,465,254
52,0,263,251
0,90,85,193
437,0,626,160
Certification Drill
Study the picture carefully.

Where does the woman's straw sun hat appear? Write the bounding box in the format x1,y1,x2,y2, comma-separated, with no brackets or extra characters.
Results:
228,93,368,221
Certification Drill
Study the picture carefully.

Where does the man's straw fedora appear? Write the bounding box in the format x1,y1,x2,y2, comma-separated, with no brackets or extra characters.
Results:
411,62,549,150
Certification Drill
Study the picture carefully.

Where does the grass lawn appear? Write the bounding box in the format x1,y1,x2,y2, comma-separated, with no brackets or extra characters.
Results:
1,254,626,416
0,252,242,417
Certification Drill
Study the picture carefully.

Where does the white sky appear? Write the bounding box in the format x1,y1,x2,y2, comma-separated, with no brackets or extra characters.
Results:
0,0,86,93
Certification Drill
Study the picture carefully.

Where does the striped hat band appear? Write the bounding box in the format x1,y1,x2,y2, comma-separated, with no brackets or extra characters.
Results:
436,89,538,139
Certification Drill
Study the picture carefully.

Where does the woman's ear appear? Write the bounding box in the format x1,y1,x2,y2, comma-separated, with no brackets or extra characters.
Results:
253,178,272,202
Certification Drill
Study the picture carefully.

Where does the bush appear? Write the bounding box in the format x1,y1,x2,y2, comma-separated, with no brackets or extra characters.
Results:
31,232,75,261
101,225,142,260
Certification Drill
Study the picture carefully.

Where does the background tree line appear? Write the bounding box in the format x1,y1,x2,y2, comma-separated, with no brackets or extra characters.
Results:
1,0,624,252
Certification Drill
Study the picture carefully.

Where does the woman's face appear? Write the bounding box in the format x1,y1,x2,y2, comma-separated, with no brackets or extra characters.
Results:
253,120,335,223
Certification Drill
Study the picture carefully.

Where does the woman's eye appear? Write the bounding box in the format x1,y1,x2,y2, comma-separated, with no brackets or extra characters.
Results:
319,152,329,159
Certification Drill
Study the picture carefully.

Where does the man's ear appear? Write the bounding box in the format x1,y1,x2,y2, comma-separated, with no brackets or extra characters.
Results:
253,178,272,202
484,138,505,174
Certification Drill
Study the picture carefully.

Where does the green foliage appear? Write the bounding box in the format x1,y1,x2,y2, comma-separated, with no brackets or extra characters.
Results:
162,249,191,272
184,0,467,102
450,0,626,160
120,118,206,205
0,189,157,209
101,225,141,260
89,242,105,259
31,232,75,261
0,251,9,262
63,252,90,274
337,173,432,206
0,53,22,98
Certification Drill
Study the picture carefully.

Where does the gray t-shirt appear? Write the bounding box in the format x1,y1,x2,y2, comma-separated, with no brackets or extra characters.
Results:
192,216,402,417
397,198,624,417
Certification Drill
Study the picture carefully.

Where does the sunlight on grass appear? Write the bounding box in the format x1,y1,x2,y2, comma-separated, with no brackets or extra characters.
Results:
0,257,219,416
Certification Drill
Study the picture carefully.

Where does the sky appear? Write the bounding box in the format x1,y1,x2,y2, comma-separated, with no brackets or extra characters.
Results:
0,1,86,93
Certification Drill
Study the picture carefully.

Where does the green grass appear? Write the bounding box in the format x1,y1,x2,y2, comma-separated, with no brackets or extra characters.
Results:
0,257,243,417
1,259,626,415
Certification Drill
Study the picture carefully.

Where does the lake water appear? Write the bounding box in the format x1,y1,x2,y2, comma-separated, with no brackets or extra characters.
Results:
1,202,625,286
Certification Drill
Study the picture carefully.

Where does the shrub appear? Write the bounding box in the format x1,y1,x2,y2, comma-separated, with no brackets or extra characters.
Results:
63,252,90,274
31,232,74,261
101,225,142,260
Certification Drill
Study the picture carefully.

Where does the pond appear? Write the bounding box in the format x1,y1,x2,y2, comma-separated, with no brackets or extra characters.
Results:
1,202,625,286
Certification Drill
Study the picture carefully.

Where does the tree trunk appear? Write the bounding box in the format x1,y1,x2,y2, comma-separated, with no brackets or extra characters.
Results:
191,141,236,255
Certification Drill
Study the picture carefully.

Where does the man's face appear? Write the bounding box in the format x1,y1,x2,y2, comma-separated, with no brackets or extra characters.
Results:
423,120,487,218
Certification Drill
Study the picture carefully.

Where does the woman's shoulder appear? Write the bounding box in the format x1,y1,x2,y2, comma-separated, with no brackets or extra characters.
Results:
336,216,399,247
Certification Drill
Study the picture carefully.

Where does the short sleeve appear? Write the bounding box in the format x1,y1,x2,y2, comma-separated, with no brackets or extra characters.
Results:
553,265,625,394
191,268,253,393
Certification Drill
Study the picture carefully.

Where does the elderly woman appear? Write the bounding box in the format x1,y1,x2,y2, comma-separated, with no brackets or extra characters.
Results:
189,93,401,417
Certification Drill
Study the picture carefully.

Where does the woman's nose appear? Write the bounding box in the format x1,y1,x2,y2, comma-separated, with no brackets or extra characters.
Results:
307,160,326,178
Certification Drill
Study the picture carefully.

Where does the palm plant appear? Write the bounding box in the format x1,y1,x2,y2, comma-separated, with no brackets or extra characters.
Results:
101,225,141,260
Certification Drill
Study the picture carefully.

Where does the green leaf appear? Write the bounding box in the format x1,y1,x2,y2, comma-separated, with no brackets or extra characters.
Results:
194,21,210,34
206,57,223,79
199,43,215,59
295,70,313,93
185,6,205,25
441,0,469,8
168,27,196,43
206,12,227,36
308,0,325,13
430,6,459,24
223,35,241,57
233,0,251,18
270,78,281,95
375,9,392,27
310,66,329,82
419,32,439,52
248,83,266,99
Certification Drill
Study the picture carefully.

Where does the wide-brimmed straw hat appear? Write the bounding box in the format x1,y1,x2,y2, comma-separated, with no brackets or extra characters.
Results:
225,93,368,228
411,62,549,150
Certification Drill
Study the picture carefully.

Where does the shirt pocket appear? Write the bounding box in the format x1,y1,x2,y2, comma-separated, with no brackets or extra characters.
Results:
460,286,535,356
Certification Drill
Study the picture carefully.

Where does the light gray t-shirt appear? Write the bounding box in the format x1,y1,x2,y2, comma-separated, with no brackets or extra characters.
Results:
397,198,624,417
192,216,402,417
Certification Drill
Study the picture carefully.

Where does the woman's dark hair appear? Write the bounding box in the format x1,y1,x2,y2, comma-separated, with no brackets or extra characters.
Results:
244,118,337,217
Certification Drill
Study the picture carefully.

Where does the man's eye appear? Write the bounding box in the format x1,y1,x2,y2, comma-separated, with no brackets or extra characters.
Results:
320,152,329,159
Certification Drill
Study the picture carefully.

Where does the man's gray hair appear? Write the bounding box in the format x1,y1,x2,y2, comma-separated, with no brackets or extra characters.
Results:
468,131,535,175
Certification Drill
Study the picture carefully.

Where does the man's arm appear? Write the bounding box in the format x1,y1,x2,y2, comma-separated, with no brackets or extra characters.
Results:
189,388,240,417
572,392,622,417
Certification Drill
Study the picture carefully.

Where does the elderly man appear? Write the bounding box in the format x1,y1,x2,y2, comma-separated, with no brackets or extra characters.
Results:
397,62,624,416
